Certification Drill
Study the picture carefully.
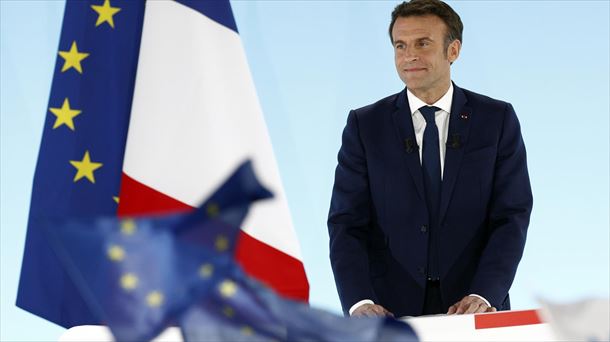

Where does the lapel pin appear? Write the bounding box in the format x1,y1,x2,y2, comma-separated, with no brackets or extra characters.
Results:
460,112,469,120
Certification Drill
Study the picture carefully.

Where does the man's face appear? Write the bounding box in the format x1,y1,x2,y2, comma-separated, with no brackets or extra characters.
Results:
392,15,460,95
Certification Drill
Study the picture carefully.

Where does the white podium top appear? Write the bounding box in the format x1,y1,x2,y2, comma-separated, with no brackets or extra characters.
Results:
59,309,556,341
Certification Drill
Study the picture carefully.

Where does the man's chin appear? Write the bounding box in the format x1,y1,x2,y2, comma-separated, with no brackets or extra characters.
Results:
402,76,424,87
404,81,426,92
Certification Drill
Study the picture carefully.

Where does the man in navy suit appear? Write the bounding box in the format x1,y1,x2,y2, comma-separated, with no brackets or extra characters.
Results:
328,0,533,317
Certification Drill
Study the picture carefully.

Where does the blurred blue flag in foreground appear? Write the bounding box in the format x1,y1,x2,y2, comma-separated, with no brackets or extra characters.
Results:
44,161,272,341
46,160,418,341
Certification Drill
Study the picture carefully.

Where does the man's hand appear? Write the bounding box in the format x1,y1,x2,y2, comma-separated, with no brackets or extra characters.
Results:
352,303,394,317
447,296,497,315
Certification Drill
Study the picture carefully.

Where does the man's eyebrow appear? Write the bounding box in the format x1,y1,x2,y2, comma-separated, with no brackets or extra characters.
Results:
393,37,434,45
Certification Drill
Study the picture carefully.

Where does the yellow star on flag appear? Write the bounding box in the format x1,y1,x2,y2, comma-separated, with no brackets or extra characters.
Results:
69,150,103,183
120,219,137,236
113,196,120,204
199,263,214,278
206,203,220,217
215,235,229,252
241,326,254,336
222,305,235,318
58,41,89,74
219,279,237,298
91,0,121,28
49,98,81,130
107,245,125,262
146,291,164,308
120,273,138,290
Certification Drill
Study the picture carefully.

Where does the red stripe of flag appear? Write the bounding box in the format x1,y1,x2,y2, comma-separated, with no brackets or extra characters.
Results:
117,173,192,216
236,231,309,301
475,309,543,329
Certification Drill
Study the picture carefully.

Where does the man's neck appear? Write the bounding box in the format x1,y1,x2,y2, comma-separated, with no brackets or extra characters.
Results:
408,82,451,105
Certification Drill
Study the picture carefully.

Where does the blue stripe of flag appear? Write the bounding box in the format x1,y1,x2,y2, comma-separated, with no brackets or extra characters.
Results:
176,0,238,33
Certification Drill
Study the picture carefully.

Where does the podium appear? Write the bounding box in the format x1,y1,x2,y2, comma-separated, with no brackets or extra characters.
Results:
406,309,554,341
59,309,556,341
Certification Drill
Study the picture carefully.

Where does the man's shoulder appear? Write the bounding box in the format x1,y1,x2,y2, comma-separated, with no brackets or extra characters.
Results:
461,87,511,112
351,91,402,118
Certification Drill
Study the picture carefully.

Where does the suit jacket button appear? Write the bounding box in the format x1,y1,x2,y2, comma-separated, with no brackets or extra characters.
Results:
420,225,428,233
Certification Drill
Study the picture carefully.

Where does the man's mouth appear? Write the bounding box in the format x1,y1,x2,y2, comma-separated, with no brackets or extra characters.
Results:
405,67,426,73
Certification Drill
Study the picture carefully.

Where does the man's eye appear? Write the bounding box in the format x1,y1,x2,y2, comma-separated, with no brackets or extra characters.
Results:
395,44,405,49
418,41,429,47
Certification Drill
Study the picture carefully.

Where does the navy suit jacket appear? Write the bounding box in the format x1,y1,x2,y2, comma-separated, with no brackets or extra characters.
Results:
328,84,533,317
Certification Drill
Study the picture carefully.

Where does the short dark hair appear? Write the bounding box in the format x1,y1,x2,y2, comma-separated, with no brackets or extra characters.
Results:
389,0,463,49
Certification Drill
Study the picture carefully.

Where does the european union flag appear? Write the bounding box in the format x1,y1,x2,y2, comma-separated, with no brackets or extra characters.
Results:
44,161,272,341
16,0,146,327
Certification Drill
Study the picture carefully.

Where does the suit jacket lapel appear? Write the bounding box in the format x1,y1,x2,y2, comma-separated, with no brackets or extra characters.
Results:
440,84,472,223
392,89,425,201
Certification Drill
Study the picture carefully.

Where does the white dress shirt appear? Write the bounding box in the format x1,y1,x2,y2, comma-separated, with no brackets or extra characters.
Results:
348,84,490,316
407,83,452,179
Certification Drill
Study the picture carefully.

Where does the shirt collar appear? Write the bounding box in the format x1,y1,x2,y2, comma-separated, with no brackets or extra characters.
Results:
406,82,454,116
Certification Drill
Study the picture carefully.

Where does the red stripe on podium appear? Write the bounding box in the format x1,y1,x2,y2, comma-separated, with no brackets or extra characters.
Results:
117,172,310,302
475,309,542,329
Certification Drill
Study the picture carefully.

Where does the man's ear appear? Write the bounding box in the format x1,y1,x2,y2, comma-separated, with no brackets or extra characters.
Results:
447,39,461,63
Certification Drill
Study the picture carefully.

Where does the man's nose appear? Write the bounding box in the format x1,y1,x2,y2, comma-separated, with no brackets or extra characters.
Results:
403,47,419,62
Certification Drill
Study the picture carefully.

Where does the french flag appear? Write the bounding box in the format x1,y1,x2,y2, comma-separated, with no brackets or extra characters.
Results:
118,0,309,302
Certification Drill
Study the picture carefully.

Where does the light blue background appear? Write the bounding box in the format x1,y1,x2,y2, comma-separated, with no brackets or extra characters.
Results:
1,1,608,340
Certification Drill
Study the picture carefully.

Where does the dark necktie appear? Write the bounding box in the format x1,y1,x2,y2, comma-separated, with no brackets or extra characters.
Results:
419,106,441,280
